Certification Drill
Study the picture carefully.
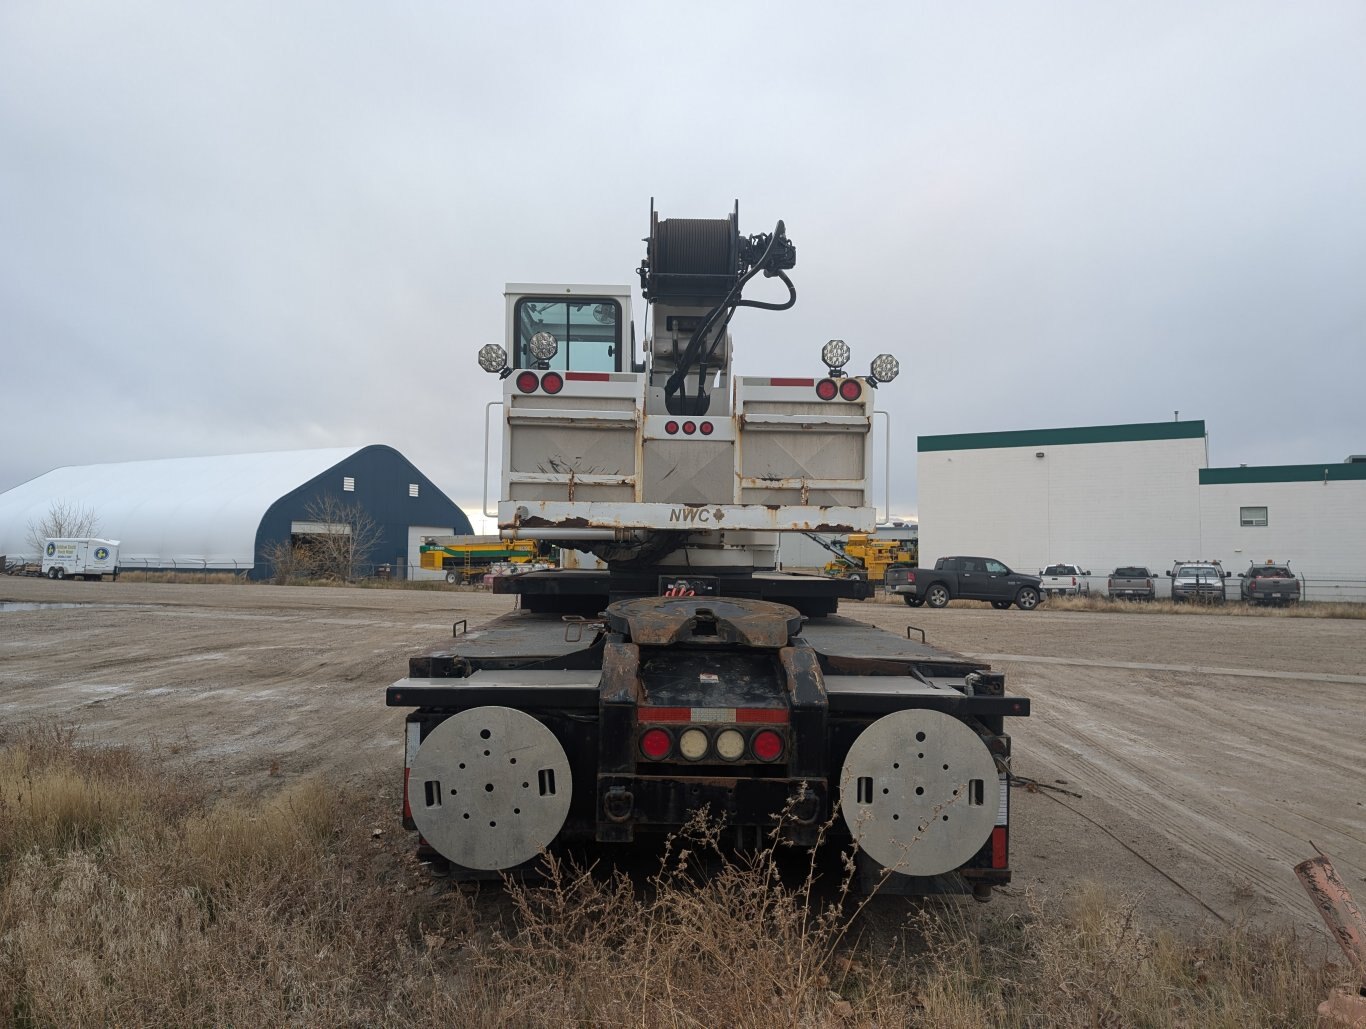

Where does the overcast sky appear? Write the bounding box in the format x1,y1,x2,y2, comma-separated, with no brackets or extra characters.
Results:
3,1,1362,527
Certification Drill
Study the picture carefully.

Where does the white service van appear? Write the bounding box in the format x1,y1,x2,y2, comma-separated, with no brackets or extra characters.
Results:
42,538,121,580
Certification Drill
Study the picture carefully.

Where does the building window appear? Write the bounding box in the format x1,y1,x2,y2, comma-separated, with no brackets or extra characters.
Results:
343,476,355,492
1240,506,1268,527
408,483,420,498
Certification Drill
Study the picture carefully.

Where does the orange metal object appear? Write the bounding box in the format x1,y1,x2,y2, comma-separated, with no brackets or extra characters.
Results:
1295,848,1366,972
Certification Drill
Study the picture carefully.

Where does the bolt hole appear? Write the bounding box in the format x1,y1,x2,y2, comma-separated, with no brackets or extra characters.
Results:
489,821,497,828
881,788,889,795
522,781,530,788
509,757,517,764
462,813,469,820
458,763,465,770
483,750,490,757
485,783,494,792
513,808,521,815
480,729,491,740
915,786,924,795
892,814,900,821
942,815,949,821
943,764,949,770
892,762,900,770
916,732,926,742
918,753,924,759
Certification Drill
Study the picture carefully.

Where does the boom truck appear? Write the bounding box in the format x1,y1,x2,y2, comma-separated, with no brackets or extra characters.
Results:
386,206,1030,899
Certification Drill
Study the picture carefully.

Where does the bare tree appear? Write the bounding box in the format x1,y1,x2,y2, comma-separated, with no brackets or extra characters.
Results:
26,500,102,557
269,494,383,582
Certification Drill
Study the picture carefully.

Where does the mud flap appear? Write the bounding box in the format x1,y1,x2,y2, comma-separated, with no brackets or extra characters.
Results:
408,706,572,871
839,709,998,877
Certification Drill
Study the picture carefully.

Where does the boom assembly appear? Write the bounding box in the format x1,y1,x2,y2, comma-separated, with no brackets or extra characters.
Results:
387,206,1029,897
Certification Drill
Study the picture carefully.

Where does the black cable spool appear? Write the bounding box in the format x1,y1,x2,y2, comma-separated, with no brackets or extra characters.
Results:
643,215,740,302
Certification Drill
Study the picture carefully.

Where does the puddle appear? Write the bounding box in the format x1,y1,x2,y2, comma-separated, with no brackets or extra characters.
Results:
0,602,165,613
0,602,90,612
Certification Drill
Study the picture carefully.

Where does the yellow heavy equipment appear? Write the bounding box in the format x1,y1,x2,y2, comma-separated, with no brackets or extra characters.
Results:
810,533,917,583
419,536,544,584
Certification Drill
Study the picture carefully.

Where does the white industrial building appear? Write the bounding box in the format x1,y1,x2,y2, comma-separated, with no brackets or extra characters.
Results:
917,420,1366,598
1198,463,1366,597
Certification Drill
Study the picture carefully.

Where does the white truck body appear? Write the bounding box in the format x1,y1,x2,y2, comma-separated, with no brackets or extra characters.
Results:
42,538,121,580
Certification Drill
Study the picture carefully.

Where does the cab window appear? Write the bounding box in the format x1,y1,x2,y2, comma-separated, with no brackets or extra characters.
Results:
514,298,622,372
985,560,1008,574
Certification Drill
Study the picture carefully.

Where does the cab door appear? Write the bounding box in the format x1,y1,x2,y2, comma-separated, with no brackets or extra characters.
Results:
982,559,1013,601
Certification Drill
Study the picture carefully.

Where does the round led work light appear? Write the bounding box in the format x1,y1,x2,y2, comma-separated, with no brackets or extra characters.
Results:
478,344,508,374
821,339,851,370
870,354,900,383
528,331,559,363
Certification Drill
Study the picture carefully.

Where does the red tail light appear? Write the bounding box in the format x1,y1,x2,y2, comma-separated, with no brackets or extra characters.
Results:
639,728,672,760
664,420,679,435
515,370,539,393
751,729,784,762
839,378,863,402
815,378,838,401
1146,579,1152,589
1108,578,1114,590
1071,576,1076,586
682,421,696,435
540,371,564,394
991,826,1008,868
699,421,714,436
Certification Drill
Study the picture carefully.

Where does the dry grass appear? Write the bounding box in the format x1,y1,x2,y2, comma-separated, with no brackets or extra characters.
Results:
115,570,250,584
0,725,1348,1026
870,590,1366,619
1041,594,1366,619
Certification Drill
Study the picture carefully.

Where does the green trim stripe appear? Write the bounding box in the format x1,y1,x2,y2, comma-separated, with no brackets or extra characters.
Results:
918,420,1206,453
1200,464,1366,485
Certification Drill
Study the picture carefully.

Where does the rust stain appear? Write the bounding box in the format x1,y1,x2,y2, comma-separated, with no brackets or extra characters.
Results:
1296,848,1366,972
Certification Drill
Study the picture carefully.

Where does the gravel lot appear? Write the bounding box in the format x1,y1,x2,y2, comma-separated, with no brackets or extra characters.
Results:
2,577,1361,936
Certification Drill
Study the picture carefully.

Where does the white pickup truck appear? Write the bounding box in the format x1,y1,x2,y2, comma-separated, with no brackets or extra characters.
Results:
1039,562,1091,597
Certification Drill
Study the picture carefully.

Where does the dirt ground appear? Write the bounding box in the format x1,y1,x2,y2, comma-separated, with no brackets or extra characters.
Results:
2,577,1362,940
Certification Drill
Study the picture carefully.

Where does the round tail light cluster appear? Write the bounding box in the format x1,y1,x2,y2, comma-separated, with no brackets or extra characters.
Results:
637,726,787,763
816,377,865,402
513,370,565,394
663,420,715,436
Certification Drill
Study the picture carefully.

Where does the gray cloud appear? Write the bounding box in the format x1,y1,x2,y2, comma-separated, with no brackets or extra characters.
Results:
3,1,1362,524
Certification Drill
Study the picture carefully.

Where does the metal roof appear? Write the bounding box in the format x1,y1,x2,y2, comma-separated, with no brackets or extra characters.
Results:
0,448,363,566
918,420,1207,453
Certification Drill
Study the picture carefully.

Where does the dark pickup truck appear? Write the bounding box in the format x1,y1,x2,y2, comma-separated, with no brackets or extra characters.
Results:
1239,562,1301,605
885,556,1044,611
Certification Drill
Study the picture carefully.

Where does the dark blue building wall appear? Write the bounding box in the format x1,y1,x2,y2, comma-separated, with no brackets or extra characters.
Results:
252,445,472,579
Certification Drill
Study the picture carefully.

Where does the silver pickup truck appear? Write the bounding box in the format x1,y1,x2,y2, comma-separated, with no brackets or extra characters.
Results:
1167,560,1229,604
1107,566,1156,601
1239,562,1301,605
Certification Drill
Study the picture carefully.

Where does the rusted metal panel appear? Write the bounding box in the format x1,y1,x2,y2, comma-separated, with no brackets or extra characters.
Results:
604,596,802,647
1296,848,1366,971
501,499,875,533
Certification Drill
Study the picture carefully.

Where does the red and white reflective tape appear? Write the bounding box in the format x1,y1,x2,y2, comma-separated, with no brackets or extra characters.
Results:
638,706,788,724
